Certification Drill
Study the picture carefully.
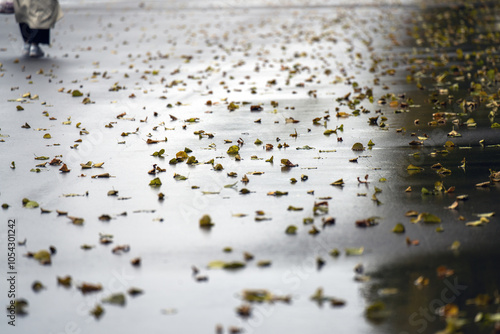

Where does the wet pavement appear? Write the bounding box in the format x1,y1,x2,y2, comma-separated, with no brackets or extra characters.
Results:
1,1,500,333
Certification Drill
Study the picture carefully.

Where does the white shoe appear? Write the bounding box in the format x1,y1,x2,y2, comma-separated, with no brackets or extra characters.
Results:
22,43,30,57
29,44,44,58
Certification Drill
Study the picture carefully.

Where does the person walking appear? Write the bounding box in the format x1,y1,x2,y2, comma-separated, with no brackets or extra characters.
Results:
13,0,63,58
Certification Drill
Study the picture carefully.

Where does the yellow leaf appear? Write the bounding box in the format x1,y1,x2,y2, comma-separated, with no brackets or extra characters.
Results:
407,164,423,171
465,217,489,227
33,250,51,264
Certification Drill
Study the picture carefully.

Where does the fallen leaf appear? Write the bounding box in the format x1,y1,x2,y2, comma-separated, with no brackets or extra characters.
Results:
68,216,84,225
90,305,104,319
280,159,298,167
31,250,51,264
149,177,162,186
59,164,70,173
352,142,364,151
392,223,405,233
285,225,297,234
411,212,441,224
78,283,102,294
465,217,489,227
407,164,424,171
345,247,364,256
199,214,214,228
330,179,344,186
102,293,126,306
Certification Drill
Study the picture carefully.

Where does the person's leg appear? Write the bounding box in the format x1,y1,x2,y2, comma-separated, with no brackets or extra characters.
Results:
19,23,31,56
19,23,51,57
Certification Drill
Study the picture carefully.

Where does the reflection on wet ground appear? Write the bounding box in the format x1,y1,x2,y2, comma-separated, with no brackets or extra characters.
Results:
364,249,500,334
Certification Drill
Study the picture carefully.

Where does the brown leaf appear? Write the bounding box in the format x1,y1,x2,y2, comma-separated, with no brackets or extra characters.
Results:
146,138,161,144
49,158,62,166
436,265,454,279
91,173,111,178
112,245,130,254
78,283,102,294
59,164,70,173
57,275,72,287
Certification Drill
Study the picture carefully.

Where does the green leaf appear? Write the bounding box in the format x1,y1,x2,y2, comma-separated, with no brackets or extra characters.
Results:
296,145,315,150
367,139,375,147
227,102,239,111
254,139,263,145
308,225,320,235
176,151,188,160
72,90,83,97
242,289,273,303
365,301,387,321
287,206,303,211
22,198,39,208
152,148,165,157
421,187,431,195
257,260,271,267
227,145,240,155
285,225,297,234
102,293,126,306
329,249,341,257
149,177,162,186
352,142,364,151
345,247,364,256
392,223,405,233
173,173,187,181
33,250,51,264
310,287,325,302
411,212,441,224
421,213,441,224
207,260,226,269
90,305,104,319
223,262,245,270
303,217,314,225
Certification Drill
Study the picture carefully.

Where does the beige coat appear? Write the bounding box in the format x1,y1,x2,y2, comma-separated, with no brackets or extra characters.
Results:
14,0,63,29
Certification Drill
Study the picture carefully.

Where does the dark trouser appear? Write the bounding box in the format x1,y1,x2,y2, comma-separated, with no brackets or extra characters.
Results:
19,23,50,44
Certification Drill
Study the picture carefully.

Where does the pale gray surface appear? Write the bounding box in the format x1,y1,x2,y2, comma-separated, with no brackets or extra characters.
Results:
1,1,499,333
